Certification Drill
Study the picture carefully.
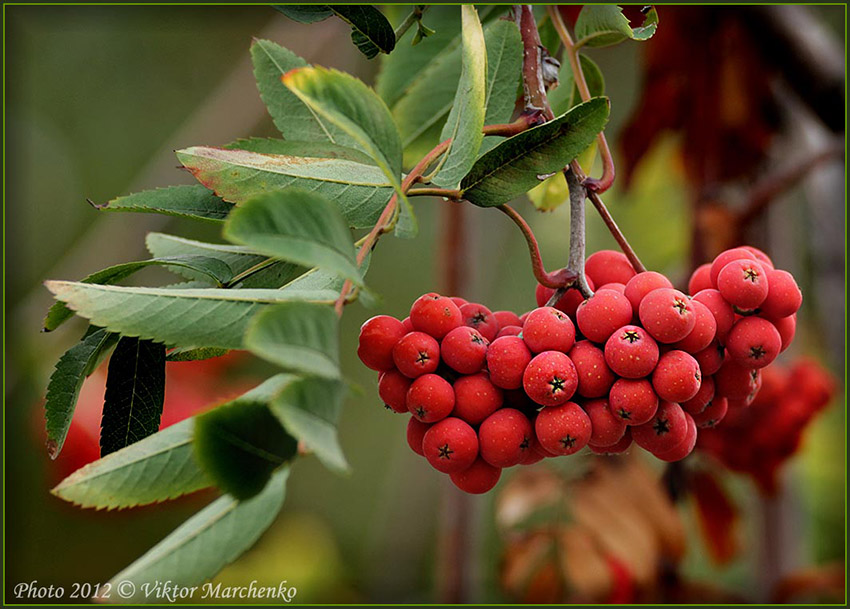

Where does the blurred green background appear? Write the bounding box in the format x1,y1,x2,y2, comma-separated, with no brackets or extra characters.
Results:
4,4,845,604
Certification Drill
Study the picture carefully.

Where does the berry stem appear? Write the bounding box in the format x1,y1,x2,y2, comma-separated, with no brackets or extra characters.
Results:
408,188,462,199
547,5,616,194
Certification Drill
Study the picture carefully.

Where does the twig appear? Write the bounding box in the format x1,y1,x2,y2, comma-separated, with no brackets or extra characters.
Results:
394,5,428,42
564,168,594,297
408,188,462,199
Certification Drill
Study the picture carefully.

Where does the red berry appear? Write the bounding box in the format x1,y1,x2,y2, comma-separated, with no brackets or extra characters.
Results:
638,288,696,343
534,401,592,455
569,340,616,398
450,296,468,307
672,299,717,353
585,250,636,287
401,317,414,332
692,289,736,342
536,278,596,317
694,339,725,376
422,417,479,473
653,412,697,462
589,429,633,454
486,336,532,390
608,378,659,425
584,399,627,447
493,310,522,329
604,325,660,378
681,375,715,414
624,271,674,314
450,457,501,494
709,247,757,287
357,315,406,371
688,263,713,295
759,269,802,319
495,325,523,338
771,313,796,352
459,303,500,341
378,370,412,413
410,293,463,339
441,326,489,374
392,332,440,378
652,350,702,403
598,282,626,294
740,245,774,270
714,360,760,400
576,289,634,343
452,373,503,425
478,408,534,468
717,259,769,310
522,351,578,406
631,401,688,454
726,317,781,369
406,418,431,455
522,306,576,353
407,374,455,423
692,396,728,428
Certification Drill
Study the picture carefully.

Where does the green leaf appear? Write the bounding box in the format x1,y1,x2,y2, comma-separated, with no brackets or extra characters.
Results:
550,53,605,116
273,5,333,23
145,232,304,289
95,185,233,222
223,189,362,286
432,5,487,188
177,145,392,230
224,137,376,165
281,66,417,238
43,255,234,332
100,337,166,456
329,5,396,59
245,302,340,380
574,5,659,48
270,376,348,474
44,328,119,458
44,282,339,351
166,346,230,362
459,98,610,207
250,39,354,146
479,19,523,155
103,467,289,600
51,419,209,509
194,379,298,499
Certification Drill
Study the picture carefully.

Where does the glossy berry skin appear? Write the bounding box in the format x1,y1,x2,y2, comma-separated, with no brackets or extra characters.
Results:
459,303,500,342
709,247,757,286
358,315,407,371
771,313,796,352
393,332,440,378
672,299,717,354
422,417,479,474
406,418,431,455
717,259,769,310
441,326,489,374
652,350,702,403
692,289,736,342
692,396,728,428
478,408,534,468
534,401,592,455
401,317,414,332
715,360,761,400
493,310,522,329
450,457,501,494
536,278,595,318
410,293,463,339
631,400,688,454
584,399,627,447
522,351,578,407
576,289,634,344
624,272,674,314
604,325,660,378
608,378,659,425
495,325,523,338
522,307,576,353
726,317,782,369
585,250,637,287
688,263,713,296
694,340,725,376
681,375,715,415
759,269,802,319
589,429,633,454
452,373,503,425
653,413,697,462
378,370,413,413
486,336,533,390
639,288,696,343
597,283,626,294
450,296,468,307
569,340,616,398
740,245,774,270
407,374,455,423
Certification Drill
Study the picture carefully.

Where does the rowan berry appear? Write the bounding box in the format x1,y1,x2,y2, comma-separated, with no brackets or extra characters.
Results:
478,408,534,468
692,288,736,342
717,259,769,310
709,247,757,286
493,310,522,329
522,351,578,406
691,396,728,428
450,296,468,307
589,429,633,454
726,317,781,369
378,370,413,413
672,299,717,353
536,278,596,317
771,313,796,352
624,271,674,314
450,457,501,494
357,315,406,371
422,417,479,473
406,417,431,456
410,293,463,339
569,340,616,398
441,326,488,374
576,289,634,343
631,400,688,454
584,399,627,447
688,263,713,295
495,325,523,338
714,360,761,400
652,350,702,403
759,269,802,319
608,378,659,425
407,374,455,423
452,373,503,425
681,374,715,414
653,412,697,462
534,401,592,455
522,306,576,353
486,336,533,390
693,339,725,376
598,282,626,294
740,245,774,270
459,303,500,341
638,288,696,343
585,250,637,287
392,332,440,378
604,325,660,378
401,317,414,332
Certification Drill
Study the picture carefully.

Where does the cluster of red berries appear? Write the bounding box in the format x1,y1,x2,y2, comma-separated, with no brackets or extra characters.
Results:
698,358,834,494
356,247,802,494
